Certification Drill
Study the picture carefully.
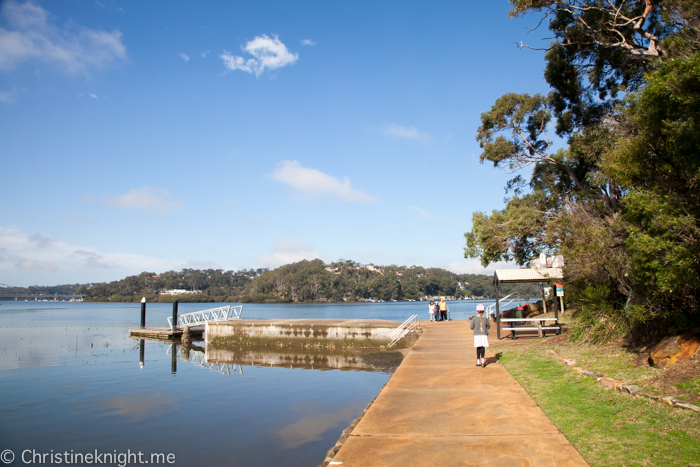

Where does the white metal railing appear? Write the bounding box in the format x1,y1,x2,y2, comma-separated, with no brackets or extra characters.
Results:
388,314,420,348
167,305,242,330
487,293,520,318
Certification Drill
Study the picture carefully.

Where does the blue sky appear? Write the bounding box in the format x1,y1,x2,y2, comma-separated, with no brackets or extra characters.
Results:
0,0,552,287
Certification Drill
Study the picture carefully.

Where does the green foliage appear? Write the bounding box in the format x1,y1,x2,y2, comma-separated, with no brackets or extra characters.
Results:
510,0,667,134
466,4,700,344
477,93,553,169
568,285,629,343
610,54,700,338
465,195,552,267
241,259,539,302
83,268,257,302
609,53,700,206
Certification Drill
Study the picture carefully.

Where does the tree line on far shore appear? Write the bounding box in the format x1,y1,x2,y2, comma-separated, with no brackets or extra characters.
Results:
10,259,540,303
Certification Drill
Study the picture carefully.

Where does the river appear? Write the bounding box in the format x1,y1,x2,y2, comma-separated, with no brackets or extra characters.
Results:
0,300,507,466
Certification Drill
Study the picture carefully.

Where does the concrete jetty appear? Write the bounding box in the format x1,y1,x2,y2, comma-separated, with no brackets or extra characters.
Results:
330,320,589,466
206,319,403,345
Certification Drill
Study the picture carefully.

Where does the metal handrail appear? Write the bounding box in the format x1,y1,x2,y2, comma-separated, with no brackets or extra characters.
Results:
486,293,529,318
167,305,242,330
486,293,514,316
388,314,420,347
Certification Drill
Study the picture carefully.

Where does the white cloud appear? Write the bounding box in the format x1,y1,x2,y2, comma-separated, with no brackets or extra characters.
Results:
28,233,54,248
409,206,432,219
220,34,298,76
105,187,183,215
200,50,209,58
257,239,324,269
0,86,23,103
179,52,189,62
300,39,316,46
0,227,183,280
270,160,374,202
382,123,431,144
16,259,57,270
0,0,126,74
70,249,114,269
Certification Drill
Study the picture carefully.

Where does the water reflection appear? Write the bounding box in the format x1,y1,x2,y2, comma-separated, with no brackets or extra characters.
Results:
91,390,178,422
275,404,363,449
204,344,377,372
159,340,399,375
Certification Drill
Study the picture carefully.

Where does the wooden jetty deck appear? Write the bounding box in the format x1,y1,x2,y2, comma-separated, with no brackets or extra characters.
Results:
129,327,203,340
330,320,589,466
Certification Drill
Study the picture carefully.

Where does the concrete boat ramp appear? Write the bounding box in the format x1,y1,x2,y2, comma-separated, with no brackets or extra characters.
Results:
329,320,589,466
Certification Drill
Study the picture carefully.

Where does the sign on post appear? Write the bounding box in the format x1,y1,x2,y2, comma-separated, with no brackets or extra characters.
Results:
555,283,565,314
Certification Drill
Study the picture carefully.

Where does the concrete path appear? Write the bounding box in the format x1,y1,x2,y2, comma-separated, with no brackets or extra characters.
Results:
331,320,589,466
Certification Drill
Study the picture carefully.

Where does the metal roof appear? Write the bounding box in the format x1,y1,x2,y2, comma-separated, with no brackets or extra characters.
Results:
493,268,563,284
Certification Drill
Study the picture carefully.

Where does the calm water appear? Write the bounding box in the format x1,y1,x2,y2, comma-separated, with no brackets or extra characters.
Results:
0,300,502,466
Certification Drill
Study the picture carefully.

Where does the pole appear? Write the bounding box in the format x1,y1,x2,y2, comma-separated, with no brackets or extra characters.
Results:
559,296,565,314
553,283,559,321
495,281,501,340
139,339,145,368
140,297,147,329
172,300,179,331
540,282,547,314
171,343,177,374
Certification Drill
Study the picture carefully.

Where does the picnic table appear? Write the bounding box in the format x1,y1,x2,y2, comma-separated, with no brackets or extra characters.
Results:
497,317,560,340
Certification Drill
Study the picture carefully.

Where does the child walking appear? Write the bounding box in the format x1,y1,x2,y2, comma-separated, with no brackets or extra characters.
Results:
470,304,490,367
429,301,435,322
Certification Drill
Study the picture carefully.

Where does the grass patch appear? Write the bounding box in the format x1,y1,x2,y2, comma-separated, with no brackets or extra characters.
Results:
499,350,700,467
676,377,700,393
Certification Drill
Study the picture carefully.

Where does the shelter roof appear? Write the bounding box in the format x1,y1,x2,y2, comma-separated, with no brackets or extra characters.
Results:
493,268,563,285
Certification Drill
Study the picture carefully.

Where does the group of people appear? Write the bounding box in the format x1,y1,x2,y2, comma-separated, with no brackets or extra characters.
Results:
428,300,491,367
428,298,449,321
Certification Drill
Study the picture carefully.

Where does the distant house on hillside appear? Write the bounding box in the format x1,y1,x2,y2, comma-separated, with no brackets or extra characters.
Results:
160,289,199,295
359,265,383,274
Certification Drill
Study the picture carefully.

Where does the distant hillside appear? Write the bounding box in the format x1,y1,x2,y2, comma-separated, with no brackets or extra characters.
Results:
0,283,85,297
75,259,540,303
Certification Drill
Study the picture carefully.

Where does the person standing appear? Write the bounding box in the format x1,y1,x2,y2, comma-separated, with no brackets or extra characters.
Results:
433,301,441,321
439,298,449,321
470,304,490,367
429,300,436,322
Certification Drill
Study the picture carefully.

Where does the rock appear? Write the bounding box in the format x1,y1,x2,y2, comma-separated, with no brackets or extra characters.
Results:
620,384,643,395
648,333,700,368
598,377,624,390
675,402,700,413
662,396,676,406
564,358,577,367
